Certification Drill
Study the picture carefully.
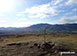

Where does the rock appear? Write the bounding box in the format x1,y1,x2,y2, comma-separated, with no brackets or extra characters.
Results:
56,44,71,52
7,43,17,46
30,46,33,48
22,42,29,45
38,44,41,49
34,43,38,46
38,51,48,56
7,42,22,46
41,42,54,51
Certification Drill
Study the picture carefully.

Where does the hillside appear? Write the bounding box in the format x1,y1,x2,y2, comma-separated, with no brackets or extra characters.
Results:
0,23,77,37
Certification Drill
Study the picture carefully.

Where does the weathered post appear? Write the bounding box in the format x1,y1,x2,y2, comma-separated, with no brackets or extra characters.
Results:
43,28,46,43
43,25,48,43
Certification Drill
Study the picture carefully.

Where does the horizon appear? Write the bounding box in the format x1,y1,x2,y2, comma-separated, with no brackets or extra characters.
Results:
0,0,77,27
0,23,77,28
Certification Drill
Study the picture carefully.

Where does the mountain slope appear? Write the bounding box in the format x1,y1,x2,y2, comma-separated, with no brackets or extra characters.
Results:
0,23,77,37
24,23,77,34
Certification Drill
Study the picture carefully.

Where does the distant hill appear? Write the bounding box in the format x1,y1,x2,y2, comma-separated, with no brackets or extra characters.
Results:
24,23,77,34
0,23,77,37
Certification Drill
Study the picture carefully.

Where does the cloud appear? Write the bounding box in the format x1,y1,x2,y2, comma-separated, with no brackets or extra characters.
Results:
0,15,7,23
17,0,77,19
17,0,61,19
10,21,46,27
0,13,5,17
72,8,77,12
51,0,63,6
65,8,77,15
58,16,77,24
0,20,6,23
16,0,77,25
19,3,58,18
0,18,8,27
66,0,77,5
51,0,77,8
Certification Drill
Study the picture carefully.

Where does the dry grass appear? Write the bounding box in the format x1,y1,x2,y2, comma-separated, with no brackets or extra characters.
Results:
0,34,77,56
0,34,77,49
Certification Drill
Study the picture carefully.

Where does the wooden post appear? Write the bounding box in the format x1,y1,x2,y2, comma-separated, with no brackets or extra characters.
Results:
43,26,48,43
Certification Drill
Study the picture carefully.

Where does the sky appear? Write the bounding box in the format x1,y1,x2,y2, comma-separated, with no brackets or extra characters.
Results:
0,0,77,27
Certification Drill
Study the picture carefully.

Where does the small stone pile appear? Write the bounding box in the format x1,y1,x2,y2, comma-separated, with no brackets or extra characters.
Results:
6,41,71,56
30,41,71,56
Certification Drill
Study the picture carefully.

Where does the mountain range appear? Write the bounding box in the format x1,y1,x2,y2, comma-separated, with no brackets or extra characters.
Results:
0,23,77,37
